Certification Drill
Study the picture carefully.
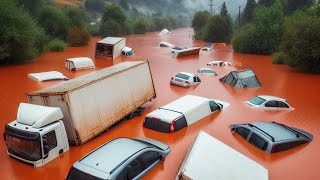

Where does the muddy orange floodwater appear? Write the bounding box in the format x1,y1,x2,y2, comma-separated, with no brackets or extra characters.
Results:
0,28,319,180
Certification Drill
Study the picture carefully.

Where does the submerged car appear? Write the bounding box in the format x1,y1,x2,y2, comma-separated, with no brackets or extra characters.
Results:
67,138,171,180
229,121,313,153
207,61,232,67
171,47,187,54
247,95,293,110
197,68,217,75
201,47,213,51
170,72,201,87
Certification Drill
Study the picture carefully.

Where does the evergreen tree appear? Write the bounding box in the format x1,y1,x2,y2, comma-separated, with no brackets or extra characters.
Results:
100,3,127,36
282,0,314,15
258,0,275,7
220,2,229,16
243,0,257,24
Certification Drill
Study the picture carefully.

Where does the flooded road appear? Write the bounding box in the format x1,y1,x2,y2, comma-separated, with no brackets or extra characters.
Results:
0,28,319,180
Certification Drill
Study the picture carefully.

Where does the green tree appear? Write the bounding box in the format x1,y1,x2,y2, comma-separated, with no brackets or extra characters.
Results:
38,6,70,40
233,0,285,54
220,2,229,16
242,0,257,24
279,16,320,72
282,0,314,15
0,0,47,64
258,0,275,7
203,15,232,43
192,11,210,39
85,0,105,13
100,3,127,37
15,0,49,17
132,17,154,34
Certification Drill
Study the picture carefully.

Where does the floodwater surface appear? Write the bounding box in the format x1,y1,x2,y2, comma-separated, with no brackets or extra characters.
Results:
0,28,319,180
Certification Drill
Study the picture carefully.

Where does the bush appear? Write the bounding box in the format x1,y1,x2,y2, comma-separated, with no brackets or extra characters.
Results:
272,52,289,64
132,17,154,34
232,24,260,54
47,39,66,52
279,16,320,73
38,6,70,40
0,0,47,64
67,26,91,46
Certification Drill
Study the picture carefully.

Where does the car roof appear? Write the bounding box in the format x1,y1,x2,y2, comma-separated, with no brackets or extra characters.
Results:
257,95,287,102
77,138,151,174
249,122,298,142
208,60,223,63
176,72,194,77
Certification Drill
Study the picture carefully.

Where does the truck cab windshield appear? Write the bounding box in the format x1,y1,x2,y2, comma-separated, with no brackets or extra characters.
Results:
4,126,42,161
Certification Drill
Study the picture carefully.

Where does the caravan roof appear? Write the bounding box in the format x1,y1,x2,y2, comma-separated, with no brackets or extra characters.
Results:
220,68,261,88
66,57,95,69
98,37,124,45
177,131,268,180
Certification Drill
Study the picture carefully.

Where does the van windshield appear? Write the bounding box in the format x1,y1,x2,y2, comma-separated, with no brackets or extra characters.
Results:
6,135,42,161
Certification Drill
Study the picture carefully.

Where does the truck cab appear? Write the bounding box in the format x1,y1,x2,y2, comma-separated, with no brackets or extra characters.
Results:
3,103,69,167
121,47,135,56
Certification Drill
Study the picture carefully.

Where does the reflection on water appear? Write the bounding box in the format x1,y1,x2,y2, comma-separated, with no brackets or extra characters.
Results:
0,28,319,180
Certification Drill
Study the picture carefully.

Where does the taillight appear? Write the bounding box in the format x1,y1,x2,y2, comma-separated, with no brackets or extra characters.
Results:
184,81,190,84
271,145,276,153
153,117,160,121
170,120,175,133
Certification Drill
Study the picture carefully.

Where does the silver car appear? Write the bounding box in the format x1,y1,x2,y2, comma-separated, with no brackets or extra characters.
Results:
229,121,313,153
67,138,171,180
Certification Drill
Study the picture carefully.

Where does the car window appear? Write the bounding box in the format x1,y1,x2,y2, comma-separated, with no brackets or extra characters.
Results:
174,116,187,131
126,158,144,179
140,151,160,167
235,127,250,139
175,73,189,80
209,101,219,112
277,101,289,108
196,77,201,82
193,76,197,82
272,141,306,153
248,133,268,151
265,101,277,107
225,74,233,84
249,97,266,105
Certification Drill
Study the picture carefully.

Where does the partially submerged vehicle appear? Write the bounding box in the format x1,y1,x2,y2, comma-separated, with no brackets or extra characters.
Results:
173,47,201,58
197,68,217,75
201,47,213,51
171,46,187,54
220,68,261,88
230,121,313,153
67,138,171,180
207,60,232,66
176,131,268,180
121,46,135,56
247,95,293,110
159,29,171,35
95,37,126,59
170,72,201,87
159,41,175,47
144,95,229,133
65,57,95,71
28,71,68,82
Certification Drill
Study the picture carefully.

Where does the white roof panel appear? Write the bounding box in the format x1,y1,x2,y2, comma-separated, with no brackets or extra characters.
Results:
177,131,268,180
66,57,95,69
98,37,124,45
159,29,170,35
28,71,68,82
160,41,175,47
146,109,182,123
17,103,63,128
163,95,209,115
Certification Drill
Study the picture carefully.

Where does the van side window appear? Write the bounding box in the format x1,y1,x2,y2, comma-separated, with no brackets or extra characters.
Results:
248,133,268,151
235,127,250,139
209,101,219,112
174,116,187,131
44,131,57,151
140,152,160,167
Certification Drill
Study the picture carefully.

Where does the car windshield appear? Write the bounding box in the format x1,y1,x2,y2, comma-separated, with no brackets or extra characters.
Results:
201,69,214,73
67,168,103,180
176,73,190,80
6,135,42,161
249,96,266,105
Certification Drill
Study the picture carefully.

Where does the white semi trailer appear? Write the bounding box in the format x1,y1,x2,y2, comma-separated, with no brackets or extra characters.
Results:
4,61,156,167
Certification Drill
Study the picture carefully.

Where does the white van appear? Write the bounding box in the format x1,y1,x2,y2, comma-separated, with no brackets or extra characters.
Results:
121,47,135,56
65,57,95,71
143,95,229,133
176,131,268,180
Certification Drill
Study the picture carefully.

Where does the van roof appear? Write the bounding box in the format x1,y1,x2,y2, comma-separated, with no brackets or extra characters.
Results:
27,61,146,95
177,131,268,180
146,108,182,123
162,95,209,115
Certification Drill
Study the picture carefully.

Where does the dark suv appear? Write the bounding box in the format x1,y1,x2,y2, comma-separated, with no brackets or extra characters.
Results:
229,121,313,153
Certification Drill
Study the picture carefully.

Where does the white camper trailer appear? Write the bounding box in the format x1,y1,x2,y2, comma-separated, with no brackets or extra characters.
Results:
65,57,95,71
176,131,269,180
